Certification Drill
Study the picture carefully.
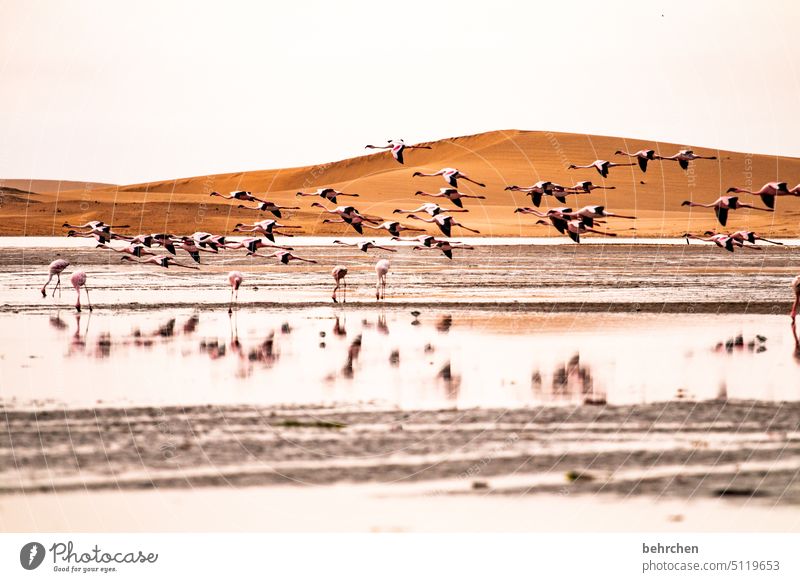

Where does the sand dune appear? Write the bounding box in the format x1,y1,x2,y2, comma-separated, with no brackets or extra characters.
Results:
3,129,800,237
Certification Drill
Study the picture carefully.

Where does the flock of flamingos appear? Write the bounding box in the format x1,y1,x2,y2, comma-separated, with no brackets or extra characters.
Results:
38,138,800,320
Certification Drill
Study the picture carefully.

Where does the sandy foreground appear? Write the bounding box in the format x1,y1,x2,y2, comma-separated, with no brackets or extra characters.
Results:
3,130,800,237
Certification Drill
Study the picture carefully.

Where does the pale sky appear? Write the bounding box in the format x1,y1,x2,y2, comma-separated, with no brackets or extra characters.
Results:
1,0,799,184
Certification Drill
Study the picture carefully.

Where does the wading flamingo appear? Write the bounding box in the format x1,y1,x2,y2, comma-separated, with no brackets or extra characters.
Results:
658,149,717,170
333,240,397,252
568,159,635,178
412,168,485,188
414,188,486,208
228,271,243,314
332,266,348,303
365,139,432,164
296,188,359,204
70,271,92,312
726,182,793,209
120,255,200,269
406,214,480,237
792,276,800,323
41,259,70,297
681,196,773,226
237,201,301,218
614,149,657,172
375,259,390,300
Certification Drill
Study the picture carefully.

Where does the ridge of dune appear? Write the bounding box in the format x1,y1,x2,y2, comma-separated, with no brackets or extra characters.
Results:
3,129,800,238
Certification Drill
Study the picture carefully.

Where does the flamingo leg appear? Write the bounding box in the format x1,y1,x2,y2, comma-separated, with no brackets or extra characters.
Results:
229,286,234,314
84,284,93,311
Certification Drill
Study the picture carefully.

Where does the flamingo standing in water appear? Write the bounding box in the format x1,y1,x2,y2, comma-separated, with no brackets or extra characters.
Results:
120,255,200,269
365,139,431,164
296,188,359,204
237,201,301,218
412,168,486,188
41,259,70,297
375,259,390,301
658,149,717,170
791,276,800,323
614,149,657,172
227,271,243,314
726,182,793,209
331,266,348,303
681,196,773,226
568,159,635,178
333,240,397,252
70,271,92,312
392,203,468,216
414,188,486,208
406,214,480,237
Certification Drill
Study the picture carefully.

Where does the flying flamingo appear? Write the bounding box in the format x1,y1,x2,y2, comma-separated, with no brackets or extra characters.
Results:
412,168,486,188
681,196,773,226
96,243,156,258
414,188,486,208
333,240,397,252
296,188,359,204
69,271,92,312
41,259,70,297
683,233,736,252
727,230,784,245
233,219,302,242
331,266,348,303
248,250,318,265
120,255,200,269
566,181,617,193
390,234,443,247
568,205,637,228
364,139,432,164
362,221,425,237
375,259,390,301
227,271,243,314
392,203,468,216
189,232,227,250
658,149,717,170
725,182,793,209
406,214,480,237
62,220,129,231
614,149,657,172
792,276,800,323
225,237,293,254
514,207,574,234
237,201,301,218
66,229,112,244
210,191,268,203
170,237,219,263
505,181,573,206
412,240,475,259
568,159,635,178
562,220,618,244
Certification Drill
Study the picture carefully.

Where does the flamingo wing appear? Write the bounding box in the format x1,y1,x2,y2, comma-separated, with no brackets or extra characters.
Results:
715,206,729,226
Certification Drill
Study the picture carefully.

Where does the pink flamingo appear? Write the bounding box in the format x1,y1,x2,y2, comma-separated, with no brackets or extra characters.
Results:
568,159,634,178
227,271,243,314
296,188,359,204
412,240,475,259
249,250,318,264
683,233,737,252
170,237,219,263
390,234,443,247
332,266,348,303
412,168,485,188
333,240,397,252
614,148,657,172
225,237,293,254
62,220,129,231
726,182,793,209
514,207,574,234
189,232,227,250
562,220,617,244
237,201,301,218
414,188,486,208
41,259,70,297
568,205,636,228
66,229,112,244
681,195,773,226
70,271,92,312
233,219,302,242
362,221,425,237
505,181,572,206
96,243,156,258
792,276,800,323
717,230,784,246
406,213,480,237
365,139,431,164
120,255,199,269
566,181,617,193
392,202,468,216
210,190,268,203
375,259,390,300
658,149,717,170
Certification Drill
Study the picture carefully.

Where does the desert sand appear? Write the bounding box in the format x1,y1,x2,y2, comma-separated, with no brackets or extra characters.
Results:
3,130,800,238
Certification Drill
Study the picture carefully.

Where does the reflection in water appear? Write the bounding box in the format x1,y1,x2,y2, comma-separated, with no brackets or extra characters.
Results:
3,310,800,409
